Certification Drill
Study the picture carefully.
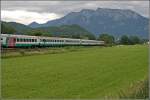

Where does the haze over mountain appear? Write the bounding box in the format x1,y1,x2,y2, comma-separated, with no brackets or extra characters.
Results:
29,8,149,38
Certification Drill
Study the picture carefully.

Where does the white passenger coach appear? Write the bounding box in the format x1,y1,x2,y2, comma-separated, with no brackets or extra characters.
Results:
1,34,104,48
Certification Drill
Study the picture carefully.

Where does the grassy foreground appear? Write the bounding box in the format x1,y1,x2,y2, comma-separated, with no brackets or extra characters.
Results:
1,45,148,99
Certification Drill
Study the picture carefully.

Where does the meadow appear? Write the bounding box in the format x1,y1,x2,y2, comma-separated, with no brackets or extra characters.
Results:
1,45,148,99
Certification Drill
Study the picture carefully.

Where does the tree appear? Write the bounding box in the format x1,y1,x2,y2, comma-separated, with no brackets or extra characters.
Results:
1,23,16,34
88,34,96,40
98,34,115,45
120,35,130,45
129,36,141,44
26,29,45,36
120,35,142,45
42,32,52,37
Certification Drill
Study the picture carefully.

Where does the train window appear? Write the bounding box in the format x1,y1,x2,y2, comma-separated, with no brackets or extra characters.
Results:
23,39,25,42
17,38,19,42
32,39,34,42
27,39,29,42
35,39,37,42
1,38,3,40
43,39,46,42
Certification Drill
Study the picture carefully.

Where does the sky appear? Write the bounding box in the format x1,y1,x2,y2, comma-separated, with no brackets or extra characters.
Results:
1,0,149,25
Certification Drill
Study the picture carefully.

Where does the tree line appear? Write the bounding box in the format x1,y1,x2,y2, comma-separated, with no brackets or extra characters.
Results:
98,34,148,46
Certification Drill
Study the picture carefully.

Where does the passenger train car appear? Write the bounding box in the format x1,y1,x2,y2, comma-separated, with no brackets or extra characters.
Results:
1,34,104,48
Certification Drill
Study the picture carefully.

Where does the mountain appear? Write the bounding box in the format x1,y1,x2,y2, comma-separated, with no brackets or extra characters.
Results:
29,8,149,38
2,21,32,34
28,21,40,28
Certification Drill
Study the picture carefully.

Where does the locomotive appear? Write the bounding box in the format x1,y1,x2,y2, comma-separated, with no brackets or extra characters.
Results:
1,34,104,48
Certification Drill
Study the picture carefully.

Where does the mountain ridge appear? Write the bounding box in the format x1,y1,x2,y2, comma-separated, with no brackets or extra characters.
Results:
28,8,149,38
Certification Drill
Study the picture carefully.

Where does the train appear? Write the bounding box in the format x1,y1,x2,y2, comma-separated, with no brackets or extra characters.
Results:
1,34,104,48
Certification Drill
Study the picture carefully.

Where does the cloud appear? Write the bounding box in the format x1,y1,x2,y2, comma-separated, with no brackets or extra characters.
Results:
1,1,149,25
1,10,62,25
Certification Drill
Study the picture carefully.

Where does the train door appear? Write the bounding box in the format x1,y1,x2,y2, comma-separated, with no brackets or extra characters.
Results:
7,37,16,47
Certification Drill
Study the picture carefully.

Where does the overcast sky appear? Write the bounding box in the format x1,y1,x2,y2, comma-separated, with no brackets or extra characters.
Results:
1,1,149,25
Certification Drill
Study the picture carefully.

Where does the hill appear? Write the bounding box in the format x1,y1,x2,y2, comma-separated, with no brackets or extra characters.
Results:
37,24,95,39
2,21,32,34
29,8,149,38
2,21,95,39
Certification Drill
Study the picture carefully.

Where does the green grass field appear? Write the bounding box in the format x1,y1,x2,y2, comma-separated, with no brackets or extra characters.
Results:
1,45,148,99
